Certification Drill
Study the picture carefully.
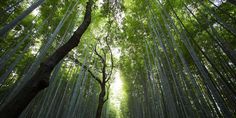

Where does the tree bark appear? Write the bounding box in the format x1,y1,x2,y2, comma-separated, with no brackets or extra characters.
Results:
96,83,106,118
0,0,93,117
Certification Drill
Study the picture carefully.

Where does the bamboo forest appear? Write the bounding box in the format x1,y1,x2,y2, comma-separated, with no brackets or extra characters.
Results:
0,0,236,118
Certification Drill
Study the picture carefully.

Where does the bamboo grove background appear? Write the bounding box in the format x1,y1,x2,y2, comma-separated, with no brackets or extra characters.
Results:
0,0,236,117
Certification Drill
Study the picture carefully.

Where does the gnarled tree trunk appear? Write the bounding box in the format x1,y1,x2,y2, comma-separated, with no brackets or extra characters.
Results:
0,0,93,117
96,83,106,118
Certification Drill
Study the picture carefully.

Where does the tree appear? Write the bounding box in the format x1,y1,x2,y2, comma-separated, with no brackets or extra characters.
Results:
0,0,93,117
93,39,114,118
0,0,235,117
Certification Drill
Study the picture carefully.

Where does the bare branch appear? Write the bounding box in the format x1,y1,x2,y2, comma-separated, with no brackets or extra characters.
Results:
105,40,114,82
104,14,114,82
67,55,102,84
95,45,105,63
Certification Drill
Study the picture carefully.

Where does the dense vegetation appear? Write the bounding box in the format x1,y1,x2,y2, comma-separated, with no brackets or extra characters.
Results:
0,0,235,117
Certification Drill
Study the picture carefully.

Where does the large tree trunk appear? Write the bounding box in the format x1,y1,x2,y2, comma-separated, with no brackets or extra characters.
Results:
0,0,45,36
0,0,93,117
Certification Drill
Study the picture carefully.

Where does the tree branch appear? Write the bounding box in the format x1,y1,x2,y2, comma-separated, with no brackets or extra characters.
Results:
95,45,105,63
0,0,93,117
104,83,110,102
68,56,102,84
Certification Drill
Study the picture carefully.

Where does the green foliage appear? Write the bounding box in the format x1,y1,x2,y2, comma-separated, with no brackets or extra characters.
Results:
0,0,236,117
